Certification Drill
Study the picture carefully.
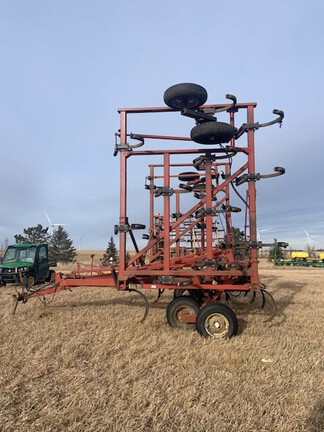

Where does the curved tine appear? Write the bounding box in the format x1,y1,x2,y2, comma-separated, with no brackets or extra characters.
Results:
224,291,231,302
127,288,150,323
258,109,284,128
248,290,257,304
128,133,145,149
259,289,266,309
213,94,237,113
261,289,278,322
258,166,285,180
155,289,164,303
12,296,19,315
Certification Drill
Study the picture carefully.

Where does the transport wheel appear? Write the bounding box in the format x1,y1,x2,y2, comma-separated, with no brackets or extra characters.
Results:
173,289,204,304
164,83,208,110
191,121,237,144
196,302,238,339
166,296,199,330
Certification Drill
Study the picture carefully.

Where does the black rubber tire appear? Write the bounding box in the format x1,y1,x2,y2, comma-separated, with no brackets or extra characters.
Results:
173,289,204,305
26,274,35,288
166,296,199,330
196,302,238,339
164,83,208,110
191,121,237,144
178,171,200,182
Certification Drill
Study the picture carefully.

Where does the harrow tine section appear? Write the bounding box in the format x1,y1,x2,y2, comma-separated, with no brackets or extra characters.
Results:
12,297,19,316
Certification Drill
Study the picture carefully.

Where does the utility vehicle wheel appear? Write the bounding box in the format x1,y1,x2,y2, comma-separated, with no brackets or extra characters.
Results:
166,296,199,330
196,302,238,339
164,83,208,110
191,121,237,144
26,275,35,288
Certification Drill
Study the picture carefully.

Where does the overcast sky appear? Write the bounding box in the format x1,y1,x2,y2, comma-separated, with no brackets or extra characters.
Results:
0,0,323,251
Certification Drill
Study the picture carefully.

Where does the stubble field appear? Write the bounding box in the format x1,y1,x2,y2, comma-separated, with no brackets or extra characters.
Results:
0,256,323,432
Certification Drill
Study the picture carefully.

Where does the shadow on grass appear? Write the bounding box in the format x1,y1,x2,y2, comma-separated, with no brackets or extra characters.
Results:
216,279,304,328
305,399,324,432
269,281,304,311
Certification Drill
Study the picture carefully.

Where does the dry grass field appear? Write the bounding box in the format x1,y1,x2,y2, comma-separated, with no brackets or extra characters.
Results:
1,255,323,432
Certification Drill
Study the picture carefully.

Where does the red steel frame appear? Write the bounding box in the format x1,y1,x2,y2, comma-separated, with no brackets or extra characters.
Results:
115,102,259,298
24,100,275,306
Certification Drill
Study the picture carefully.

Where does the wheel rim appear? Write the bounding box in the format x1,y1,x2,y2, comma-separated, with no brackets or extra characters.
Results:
204,313,229,337
27,276,35,287
171,97,200,109
175,305,196,325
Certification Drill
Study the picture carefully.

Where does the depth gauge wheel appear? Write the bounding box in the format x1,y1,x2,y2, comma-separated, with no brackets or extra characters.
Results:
196,302,238,339
164,83,208,110
166,296,199,330
191,121,237,144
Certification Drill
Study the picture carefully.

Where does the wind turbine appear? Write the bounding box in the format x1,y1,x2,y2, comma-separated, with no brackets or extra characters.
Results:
257,227,273,242
44,211,68,235
303,228,318,246
77,235,86,251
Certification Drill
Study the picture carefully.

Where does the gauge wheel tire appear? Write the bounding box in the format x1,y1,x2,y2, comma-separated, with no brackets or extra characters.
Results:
164,83,208,110
26,275,36,288
166,296,200,330
191,121,237,144
196,302,238,339
178,171,200,182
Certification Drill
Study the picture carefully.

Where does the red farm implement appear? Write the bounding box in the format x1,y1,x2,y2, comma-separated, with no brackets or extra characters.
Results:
13,83,287,338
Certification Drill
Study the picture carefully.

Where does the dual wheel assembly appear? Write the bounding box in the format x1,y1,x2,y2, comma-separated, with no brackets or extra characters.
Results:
163,82,237,145
166,296,238,339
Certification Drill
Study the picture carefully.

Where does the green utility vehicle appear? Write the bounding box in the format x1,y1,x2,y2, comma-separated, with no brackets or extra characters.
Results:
0,243,56,287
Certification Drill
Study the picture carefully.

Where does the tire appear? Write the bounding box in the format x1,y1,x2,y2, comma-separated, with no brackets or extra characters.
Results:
166,296,200,330
196,302,238,339
164,83,208,110
191,121,237,144
178,171,200,182
173,289,204,304
26,274,35,288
